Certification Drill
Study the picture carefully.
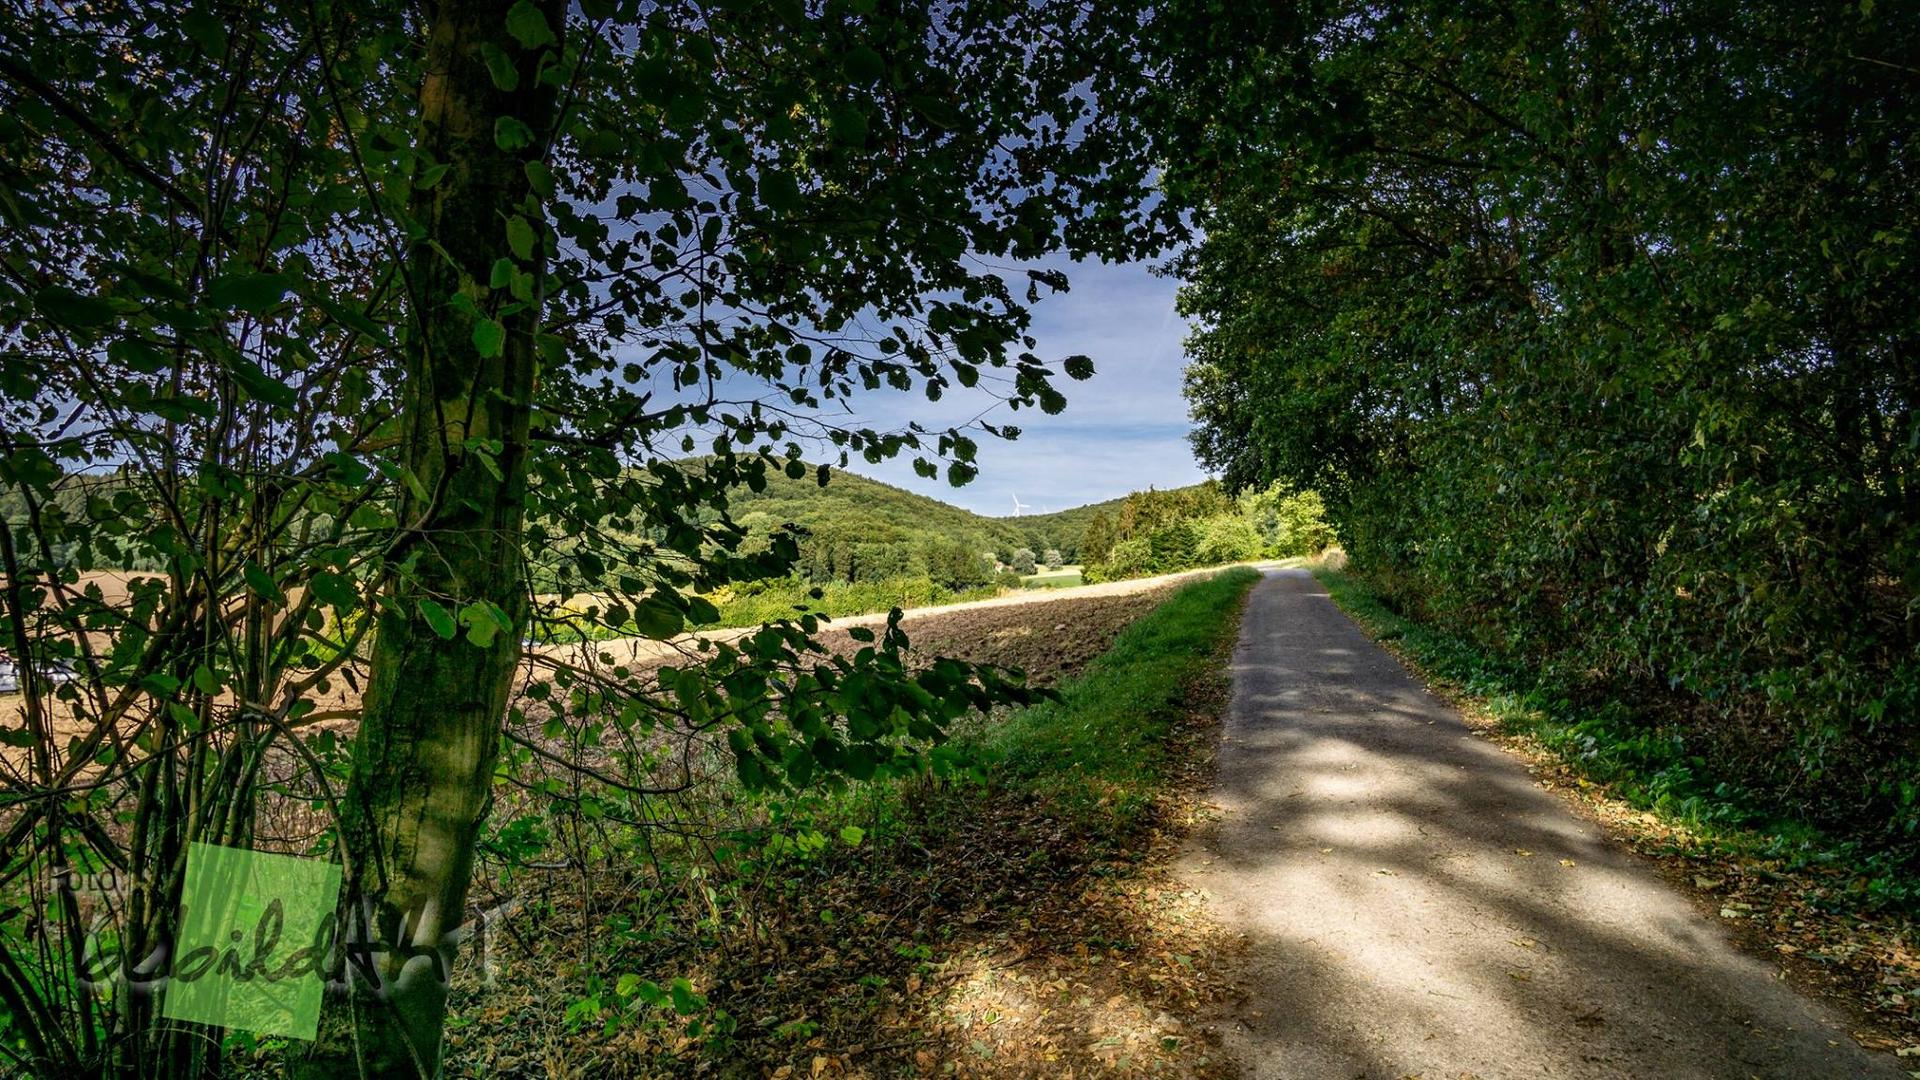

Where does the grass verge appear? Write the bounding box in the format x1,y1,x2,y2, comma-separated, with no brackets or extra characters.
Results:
437,568,1263,1078
981,566,1263,829
1317,567,1920,1057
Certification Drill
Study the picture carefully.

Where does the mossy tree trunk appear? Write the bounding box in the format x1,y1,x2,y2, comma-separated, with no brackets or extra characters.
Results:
300,0,561,1074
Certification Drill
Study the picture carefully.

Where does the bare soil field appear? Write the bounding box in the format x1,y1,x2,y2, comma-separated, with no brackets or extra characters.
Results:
0,567,1217,777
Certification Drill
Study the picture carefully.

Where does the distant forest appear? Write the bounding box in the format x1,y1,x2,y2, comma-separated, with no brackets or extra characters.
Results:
715,465,1130,586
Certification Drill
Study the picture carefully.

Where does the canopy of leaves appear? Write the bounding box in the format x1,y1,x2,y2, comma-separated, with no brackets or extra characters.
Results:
1166,1,1920,860
0,0,1180,1071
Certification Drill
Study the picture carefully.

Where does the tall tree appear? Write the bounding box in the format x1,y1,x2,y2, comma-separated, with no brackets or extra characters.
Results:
313,0,563,1071
0,0,1177,1074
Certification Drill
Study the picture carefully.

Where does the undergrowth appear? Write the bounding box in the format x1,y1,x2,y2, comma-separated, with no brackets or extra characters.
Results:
977,566,1263,829
431,569,1262,1076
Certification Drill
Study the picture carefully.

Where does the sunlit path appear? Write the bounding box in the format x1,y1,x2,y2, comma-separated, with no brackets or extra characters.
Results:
1184,569,1903,1079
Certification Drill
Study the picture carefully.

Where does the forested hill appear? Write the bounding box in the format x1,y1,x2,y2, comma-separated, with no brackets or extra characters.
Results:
710,462,1195,563
1002,494,1131,551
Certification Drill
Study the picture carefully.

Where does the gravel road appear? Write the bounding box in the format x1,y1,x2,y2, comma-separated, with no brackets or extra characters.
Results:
1184,568,1903,1079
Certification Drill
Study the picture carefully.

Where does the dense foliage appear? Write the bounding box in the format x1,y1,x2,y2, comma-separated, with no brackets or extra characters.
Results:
1171,2,1920,862
1084,480,1334,582
0,0,1177,1073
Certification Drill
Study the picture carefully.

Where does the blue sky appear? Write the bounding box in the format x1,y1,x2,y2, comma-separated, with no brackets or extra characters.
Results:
838,256,1207,517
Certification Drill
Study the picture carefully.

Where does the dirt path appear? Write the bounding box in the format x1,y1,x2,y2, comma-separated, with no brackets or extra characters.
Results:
1183,569,1904,1079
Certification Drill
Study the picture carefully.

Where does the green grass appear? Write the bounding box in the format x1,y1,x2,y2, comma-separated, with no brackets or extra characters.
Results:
1020,569,1084,589
749,566,1260,863
700,576,1003,628
535,575,1006,643
1315,568,1919,913
980,566,1262,827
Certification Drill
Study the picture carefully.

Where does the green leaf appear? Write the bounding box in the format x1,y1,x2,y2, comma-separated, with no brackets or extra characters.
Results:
667,978,705,1016
631,596,685,639
828,101,868,145
523,159,555,199
416,163,452,189
480,42,520,90
308,291,391,344
839,825,865,845
473,318,506,358
418,598,458,640
209,272,296,314
459,601,506,648
108,337,170,373
621,976,665,1006
242,562,285,604
1063,354,1095,380
35,287,117,331
495,116,535,151
843,45,885,83
910,95,965,131
760,169,801,211
505,0,555,49
322,450,371,486
506,215,536,260
147,395,218,422
228,358,297,407
576,550,605,580
181,9,227,53
310,570,359,609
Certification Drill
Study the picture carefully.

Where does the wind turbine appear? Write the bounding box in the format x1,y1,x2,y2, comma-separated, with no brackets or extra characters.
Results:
1011,493,1031,516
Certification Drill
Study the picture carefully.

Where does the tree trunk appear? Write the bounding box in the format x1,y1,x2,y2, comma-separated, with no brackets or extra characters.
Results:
299,1,561,1074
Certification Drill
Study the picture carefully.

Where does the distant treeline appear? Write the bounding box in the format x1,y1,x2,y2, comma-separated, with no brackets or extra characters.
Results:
1082,480,1335,583
711,463,1158,586
11,464,1327,604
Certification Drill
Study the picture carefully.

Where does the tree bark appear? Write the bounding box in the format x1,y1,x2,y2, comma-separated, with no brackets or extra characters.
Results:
299,0,561,1074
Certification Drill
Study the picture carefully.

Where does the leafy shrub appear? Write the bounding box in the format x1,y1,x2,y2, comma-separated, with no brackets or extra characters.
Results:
1194,514,1262,565
1095,537,1155,581
924,540,993,591
1084,480,1337,583
1242,484,1336,557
